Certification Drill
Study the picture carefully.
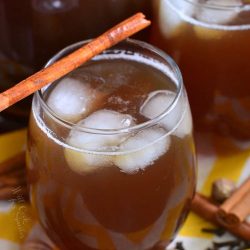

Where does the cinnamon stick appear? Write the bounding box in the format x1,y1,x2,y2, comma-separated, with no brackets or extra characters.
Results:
0,13,150,112
191,193,250,240
218,177,250,226
0,152,25,176
225,191,250,226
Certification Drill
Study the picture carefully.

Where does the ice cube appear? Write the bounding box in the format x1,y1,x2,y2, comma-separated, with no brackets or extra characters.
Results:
140,90,179,131
47,77,103,122
64,109,135,174
82,109,135,130
140,90,175,119
114,128,170,174
64,148,112,174
66,109,134,151
140,90,192,138
196,0,241,25
157,0,195,38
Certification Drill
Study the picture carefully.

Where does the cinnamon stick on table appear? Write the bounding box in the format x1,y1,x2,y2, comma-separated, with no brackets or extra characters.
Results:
218,177,250,226
191,193,250,240
0,13,150,112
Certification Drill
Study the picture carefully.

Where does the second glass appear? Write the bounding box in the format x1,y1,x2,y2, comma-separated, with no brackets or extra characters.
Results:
27,39,196,249
151,0,250,139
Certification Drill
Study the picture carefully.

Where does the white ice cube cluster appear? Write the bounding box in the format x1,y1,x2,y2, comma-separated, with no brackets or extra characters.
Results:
64,110,134,173
157,0,241,39
63,88,191,174
47,76,191,174
64,109,169,174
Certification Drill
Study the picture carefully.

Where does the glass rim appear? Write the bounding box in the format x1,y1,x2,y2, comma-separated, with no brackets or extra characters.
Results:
181,0,249,10
35,38,184,135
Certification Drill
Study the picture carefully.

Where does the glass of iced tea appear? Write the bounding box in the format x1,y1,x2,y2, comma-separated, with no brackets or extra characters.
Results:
151,0,250,139
27,39,196,250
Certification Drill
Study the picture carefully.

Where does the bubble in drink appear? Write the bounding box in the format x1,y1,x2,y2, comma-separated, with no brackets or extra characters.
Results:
47,77,104,122
84,61,138,88
64,109,135,173
114,127,170,173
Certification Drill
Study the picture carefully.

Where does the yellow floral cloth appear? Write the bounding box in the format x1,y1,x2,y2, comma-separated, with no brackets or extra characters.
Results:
0,129,249,250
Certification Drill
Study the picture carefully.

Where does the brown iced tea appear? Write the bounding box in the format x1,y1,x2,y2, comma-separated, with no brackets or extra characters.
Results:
27,40,196,249
151,0,250,138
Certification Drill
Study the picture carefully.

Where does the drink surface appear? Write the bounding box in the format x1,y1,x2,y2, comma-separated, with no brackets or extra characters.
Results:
151,0,250,138
0,0,152,119
27,52,196,249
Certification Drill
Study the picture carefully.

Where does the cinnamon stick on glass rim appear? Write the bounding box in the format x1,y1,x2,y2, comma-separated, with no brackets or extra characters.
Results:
0,13,150,112
217,177,250,226
191,193,250,240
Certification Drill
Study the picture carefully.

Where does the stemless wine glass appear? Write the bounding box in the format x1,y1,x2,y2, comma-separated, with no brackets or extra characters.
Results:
27,39,196,250
151,0,250,139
